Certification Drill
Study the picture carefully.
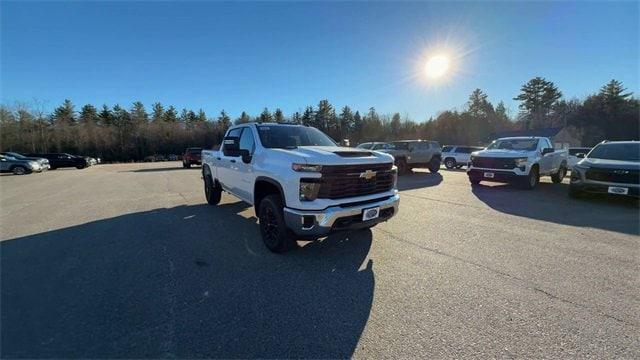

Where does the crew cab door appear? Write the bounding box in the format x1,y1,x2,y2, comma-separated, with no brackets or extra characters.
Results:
409,142,430,164
233,126,257,202
218,127,243,193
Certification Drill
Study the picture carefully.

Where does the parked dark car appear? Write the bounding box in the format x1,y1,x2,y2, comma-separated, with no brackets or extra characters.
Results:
0,152,50,170
182,147,202,168
26,153,88,170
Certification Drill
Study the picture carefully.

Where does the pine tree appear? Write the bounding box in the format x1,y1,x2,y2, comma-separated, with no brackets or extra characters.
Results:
151,103,164,122
514,77,562,129
274,108,285,122
600,79,633,114
314,100,334,132
196,109,207,122
235,111,251,125
217,110,231,132
338,106,354,138
52,99,76,125
259,108,273,123
301,106,314,126
390,113,401,138
291,111,302,124
79,104,100,125
130,102,148,126
164,106,178,123
99,105,113,126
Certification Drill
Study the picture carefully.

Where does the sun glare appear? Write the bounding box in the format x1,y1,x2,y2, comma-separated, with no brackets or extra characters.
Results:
424,55,450,79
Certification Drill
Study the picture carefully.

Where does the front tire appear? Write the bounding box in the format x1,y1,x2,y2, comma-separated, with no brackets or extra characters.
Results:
428,157,441,173
258,195,296,253
204,175,222,205
551,166,567,184
12,166,27,175
444,158,456,169
521,167,539,190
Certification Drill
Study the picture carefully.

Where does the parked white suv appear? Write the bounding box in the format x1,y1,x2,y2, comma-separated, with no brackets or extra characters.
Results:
467,136,568,189
441,145,484,169
567,147,592,168
201,123,400,252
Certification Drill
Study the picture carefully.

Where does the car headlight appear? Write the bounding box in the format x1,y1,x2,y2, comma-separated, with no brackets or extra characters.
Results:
29,161,39,168
392,166,398,188
292,163,323,172
299,180,321,201
514,157,528,167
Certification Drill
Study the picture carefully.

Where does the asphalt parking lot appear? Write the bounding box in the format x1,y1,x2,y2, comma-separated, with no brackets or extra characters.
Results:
1,162,638,358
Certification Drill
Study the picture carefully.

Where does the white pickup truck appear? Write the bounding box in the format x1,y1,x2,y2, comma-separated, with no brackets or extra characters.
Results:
201,123,400,252
467,136,568,189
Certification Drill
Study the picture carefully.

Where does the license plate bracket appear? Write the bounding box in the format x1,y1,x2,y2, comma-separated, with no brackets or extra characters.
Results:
608,186,629,195
362,207,380,221
483,172,495,178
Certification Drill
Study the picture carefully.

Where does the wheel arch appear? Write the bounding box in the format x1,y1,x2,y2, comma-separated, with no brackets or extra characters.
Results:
254,177,285,214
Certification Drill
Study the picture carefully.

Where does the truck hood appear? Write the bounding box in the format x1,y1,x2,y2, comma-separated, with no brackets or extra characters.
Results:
271,146,394,165
578,158,640,170
472,149,533,158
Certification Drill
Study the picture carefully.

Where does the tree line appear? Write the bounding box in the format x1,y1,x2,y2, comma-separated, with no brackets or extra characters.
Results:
1,78,637,162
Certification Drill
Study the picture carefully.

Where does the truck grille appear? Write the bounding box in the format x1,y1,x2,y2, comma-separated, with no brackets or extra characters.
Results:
472,157,517,169
585,168,640,184
317,163,394,199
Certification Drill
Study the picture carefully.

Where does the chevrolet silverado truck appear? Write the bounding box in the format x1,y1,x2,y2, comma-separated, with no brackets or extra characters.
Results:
467,136,568,189
201,123,400,253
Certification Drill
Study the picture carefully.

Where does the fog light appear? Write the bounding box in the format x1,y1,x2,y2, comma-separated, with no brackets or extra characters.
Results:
299,180,321,201
302,215,315,229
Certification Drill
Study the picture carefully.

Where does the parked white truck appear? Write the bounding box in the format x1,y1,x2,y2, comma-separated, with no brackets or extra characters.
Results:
201,123,400,252
467,136,568,189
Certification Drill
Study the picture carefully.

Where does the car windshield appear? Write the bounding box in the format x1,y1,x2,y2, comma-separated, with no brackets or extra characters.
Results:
257,125,336,149
7,152,26,159
356,143,371,149
389,142,409,150
487,139,538,151
587,143,640,162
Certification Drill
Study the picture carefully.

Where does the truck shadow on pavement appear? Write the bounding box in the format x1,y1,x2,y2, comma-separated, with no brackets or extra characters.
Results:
1,202,374,358
471,182,639,235
397,171,443,191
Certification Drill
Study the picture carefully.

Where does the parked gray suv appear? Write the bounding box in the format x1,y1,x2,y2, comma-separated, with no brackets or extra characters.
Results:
0,154,43,175
381,140,442,175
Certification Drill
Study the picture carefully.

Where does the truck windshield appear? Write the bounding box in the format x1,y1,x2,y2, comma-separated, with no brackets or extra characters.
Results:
487,139,538,151
587,143,640,162
257,125,336,149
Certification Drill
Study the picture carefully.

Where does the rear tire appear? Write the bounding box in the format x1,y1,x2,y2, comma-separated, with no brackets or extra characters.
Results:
204,175,222,205
428,158,441,173
444,158,456,169
396,158,409,175
76,165,85,169
258,195,296,253
551,166,567,184
12,166,27,175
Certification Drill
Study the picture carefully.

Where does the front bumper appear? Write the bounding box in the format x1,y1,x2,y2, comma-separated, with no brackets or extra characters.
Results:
570,170,640,197
283,193,400,238
467,168,526,183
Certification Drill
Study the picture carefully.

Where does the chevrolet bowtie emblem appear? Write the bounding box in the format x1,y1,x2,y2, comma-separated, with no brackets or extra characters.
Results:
360,170,377,180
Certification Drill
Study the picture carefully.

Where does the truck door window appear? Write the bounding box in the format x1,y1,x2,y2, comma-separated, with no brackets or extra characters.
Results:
222,128,243,155
239,127,255,154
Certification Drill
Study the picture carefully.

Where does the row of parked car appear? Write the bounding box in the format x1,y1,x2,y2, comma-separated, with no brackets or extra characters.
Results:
357,137,639,198
0,152,99,175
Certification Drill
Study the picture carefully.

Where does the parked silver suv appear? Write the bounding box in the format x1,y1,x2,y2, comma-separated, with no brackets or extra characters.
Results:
0,154,43,175
441,145,484,169
380,140,441,175
569,141,639,198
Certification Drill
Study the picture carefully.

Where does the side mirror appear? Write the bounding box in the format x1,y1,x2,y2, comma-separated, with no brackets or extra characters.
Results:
223,136,240,156
576,153,586,159
541,148,554,155
240,149,252,164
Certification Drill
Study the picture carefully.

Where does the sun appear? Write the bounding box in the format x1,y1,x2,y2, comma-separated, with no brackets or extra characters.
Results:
424,55,450,79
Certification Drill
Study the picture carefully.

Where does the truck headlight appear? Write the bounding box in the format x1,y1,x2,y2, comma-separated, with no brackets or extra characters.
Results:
299,180,321,201
514,157,528,167
292,163,323,172
391,166,398,188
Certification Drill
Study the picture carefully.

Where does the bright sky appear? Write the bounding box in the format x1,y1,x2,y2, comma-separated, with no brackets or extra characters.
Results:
1,1,638,120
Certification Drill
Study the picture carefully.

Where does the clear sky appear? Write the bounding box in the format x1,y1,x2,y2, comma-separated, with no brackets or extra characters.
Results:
1,1,638,121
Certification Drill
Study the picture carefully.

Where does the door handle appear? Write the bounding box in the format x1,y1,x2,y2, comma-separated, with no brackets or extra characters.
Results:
230,159,236,163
